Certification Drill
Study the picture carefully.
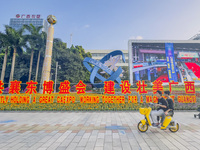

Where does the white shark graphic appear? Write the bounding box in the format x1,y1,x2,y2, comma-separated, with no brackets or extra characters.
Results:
101,55,124,77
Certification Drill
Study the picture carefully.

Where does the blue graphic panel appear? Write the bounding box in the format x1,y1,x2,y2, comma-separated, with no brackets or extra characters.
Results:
165,43,177,82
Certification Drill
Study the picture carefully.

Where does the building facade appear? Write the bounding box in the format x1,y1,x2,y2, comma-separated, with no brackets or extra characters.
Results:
85,49,128,66
128,40,200,85
9,14,48,33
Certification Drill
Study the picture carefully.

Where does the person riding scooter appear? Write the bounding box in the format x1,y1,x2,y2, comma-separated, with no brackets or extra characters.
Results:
138,93,179,132
157,90,174,128
151,90,168,127
164,90,174,116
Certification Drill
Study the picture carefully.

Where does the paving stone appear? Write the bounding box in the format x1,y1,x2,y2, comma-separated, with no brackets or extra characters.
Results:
88,135,97,142
72,136,82,143
75,147,85,150
9,142,26,150
95,138,104,147
105,135,112,143
82,133,91,139
121,142,132,150
0,111,200,149
29,142,44,150
112,133,119,139
47,142,61,150
103,142,112,150
97,133,105,139
105,130,112,135
66,142,78,150
113,138,121,147
112,147,122,150
94,146,103,150
77,138,88,147
55,146,68,150
85,141,96,150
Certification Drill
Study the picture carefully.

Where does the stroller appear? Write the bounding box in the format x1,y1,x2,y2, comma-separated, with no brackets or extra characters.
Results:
194,107,200,119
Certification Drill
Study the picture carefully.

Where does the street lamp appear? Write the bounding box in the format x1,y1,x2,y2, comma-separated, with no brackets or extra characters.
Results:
54,61,61,93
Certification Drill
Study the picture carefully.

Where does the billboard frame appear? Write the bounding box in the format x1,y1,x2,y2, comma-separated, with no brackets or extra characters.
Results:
128,40,200,85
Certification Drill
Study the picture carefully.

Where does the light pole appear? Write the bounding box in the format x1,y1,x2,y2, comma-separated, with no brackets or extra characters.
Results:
54,61,61,93
70,33,73,47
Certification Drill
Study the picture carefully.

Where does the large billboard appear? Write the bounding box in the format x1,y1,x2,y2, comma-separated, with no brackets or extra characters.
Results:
128,40,200,84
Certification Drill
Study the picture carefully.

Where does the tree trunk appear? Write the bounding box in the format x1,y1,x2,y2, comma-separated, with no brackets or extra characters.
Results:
28,49,34,81
9,47,17,84
1,48,8,82
39,53,45,93
35,50,41,82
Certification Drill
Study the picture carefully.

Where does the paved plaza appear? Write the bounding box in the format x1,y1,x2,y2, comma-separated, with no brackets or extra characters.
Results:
0,111,200,150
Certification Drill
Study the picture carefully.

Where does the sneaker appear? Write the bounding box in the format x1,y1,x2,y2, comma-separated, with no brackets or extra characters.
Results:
152,123,158,127
157,124,161,128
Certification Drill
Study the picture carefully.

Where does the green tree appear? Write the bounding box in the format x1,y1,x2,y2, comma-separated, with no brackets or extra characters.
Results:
56,49,85,83
53,38,67,59
4,25,26,84
0,31,11,82
71,45,92,82
1,25,92,87
74,45,91,58
51,40,91,84
121,66,129,81
14,52,30,81
24,24,43,81
35,31,47,82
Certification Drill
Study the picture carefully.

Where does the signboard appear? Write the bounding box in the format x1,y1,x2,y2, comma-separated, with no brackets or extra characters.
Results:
178,52,199,58
165,43,178,82
16,14,41,19
0,48,198,111
0,80,197,104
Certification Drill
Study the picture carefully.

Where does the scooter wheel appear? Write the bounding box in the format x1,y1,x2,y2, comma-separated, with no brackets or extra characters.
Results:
137,121,148,133
169,123,179,133
194,114,196,118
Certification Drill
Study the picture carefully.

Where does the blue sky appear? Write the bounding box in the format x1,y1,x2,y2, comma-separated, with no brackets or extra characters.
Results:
1,0,200,50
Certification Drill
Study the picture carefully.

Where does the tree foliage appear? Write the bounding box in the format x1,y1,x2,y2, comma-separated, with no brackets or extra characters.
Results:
0,25,92,87
52,44,91,83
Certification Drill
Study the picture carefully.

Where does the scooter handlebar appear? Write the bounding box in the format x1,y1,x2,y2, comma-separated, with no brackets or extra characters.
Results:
149,103,155,107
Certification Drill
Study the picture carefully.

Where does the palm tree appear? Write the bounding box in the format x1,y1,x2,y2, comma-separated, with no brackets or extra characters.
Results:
24,24,43,81
53,38,66,60
0,31,10,82
35,31,47,82
5,25,26,84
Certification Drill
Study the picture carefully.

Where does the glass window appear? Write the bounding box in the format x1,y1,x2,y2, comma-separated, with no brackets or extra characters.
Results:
92,54,97,57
